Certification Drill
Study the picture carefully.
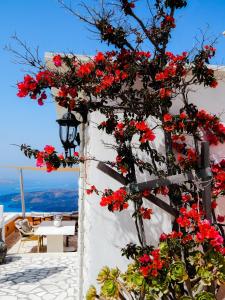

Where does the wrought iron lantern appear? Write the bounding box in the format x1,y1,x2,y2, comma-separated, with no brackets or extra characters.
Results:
56,111,81,158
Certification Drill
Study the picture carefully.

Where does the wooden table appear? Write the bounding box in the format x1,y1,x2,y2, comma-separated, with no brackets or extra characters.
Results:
34,221,75,252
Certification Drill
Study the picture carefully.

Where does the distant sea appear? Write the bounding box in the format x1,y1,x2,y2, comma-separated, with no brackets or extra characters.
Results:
0,178,78,213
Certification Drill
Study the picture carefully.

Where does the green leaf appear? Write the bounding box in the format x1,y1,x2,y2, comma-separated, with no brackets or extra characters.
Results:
197,267,213,285
195,291,216,300
169,261,188,283
86,286,97,300
110,268,120,279
159,242,169,256
97,266,110,283
101,279,117,298
131,273,144,287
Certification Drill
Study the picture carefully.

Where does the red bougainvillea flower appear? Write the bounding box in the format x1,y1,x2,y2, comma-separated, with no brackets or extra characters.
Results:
163,15,176,28
139,249,165,278
156,186,169,196
159,88,172,99
163,114,173,122
211,200,217,209
44,145,55,155
135,121,148,131
96,69,104,77
53,55,62,67
139,266,149,277
140,207,153,219
58,154,64,160
86,185,98,195
180,112,187,119
196,220,224,249
74,152,79,157
135,121,156,143
100,188,128,211
210,80,218,88
76,62,94,78
94,52,105,62
181,193,191,202
119,165,128,174
17,75,37,97
176,216,191,228
160,233,168,241
143,190,150,197
46,162,56,173
217,215,225,223
38,92,47,106
140,130,156,143
128,1,135,8
116,155,123,163
139,254,151,264
36,152,44,167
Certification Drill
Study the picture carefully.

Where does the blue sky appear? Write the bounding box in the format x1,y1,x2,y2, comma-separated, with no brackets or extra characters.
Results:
0,0,225,182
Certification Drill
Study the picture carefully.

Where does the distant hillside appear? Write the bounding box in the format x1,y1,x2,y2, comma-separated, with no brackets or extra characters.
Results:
0,189,78,212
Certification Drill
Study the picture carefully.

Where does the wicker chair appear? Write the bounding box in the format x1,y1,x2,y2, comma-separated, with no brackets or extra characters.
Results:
15,219,43,253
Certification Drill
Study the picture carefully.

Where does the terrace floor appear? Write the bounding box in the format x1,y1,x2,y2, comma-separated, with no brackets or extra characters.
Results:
0,252,78,300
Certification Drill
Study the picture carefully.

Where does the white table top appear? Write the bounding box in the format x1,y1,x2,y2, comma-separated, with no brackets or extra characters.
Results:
34,221,75,236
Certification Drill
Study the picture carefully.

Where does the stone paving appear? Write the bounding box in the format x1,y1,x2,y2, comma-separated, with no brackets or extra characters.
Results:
0,253,78,300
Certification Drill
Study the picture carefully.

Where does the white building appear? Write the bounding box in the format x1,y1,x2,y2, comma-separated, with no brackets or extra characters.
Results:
46,53,225,299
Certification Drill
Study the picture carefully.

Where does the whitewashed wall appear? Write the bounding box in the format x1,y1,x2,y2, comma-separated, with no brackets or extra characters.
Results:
79,75,225,299
45,52,225,298
79,112,173,299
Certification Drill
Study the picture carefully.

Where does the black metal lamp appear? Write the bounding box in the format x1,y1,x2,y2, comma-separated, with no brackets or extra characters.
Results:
56,111,81,158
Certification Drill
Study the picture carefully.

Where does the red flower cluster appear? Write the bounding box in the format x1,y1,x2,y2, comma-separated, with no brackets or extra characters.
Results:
181,193,192,203
161,15,176,28
160,231,183,241
179,205,203,223
94,52,105,62
112,120,156,144
100,188,128,211
44,145,55,154
212,160,225,197
204,45,216,59
197,110,225,145
163,113,173,122
217,215,225,223
155,52,187,82
36,152,56,172
159,88,172,99
115,155,128,175
135,121,156,143
76,62,94,78
139,207,153,219
86,185,98,195
17,75,37,98
155,186,169,196
196,220,224,250
139,249,165,277
174,205,225,252
53,55,62,67
17,70,54,105
177,148,197,167
36,145,56,172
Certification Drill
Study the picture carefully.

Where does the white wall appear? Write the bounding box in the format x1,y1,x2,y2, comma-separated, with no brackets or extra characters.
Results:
79,77,225,298
79,112,173,298
46,51,225,298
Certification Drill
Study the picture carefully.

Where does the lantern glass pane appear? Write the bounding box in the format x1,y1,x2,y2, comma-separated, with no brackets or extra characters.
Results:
68,126,76,143
59,125,68,143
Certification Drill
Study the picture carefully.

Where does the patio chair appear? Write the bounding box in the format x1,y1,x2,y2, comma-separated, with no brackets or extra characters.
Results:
15,219,43,253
